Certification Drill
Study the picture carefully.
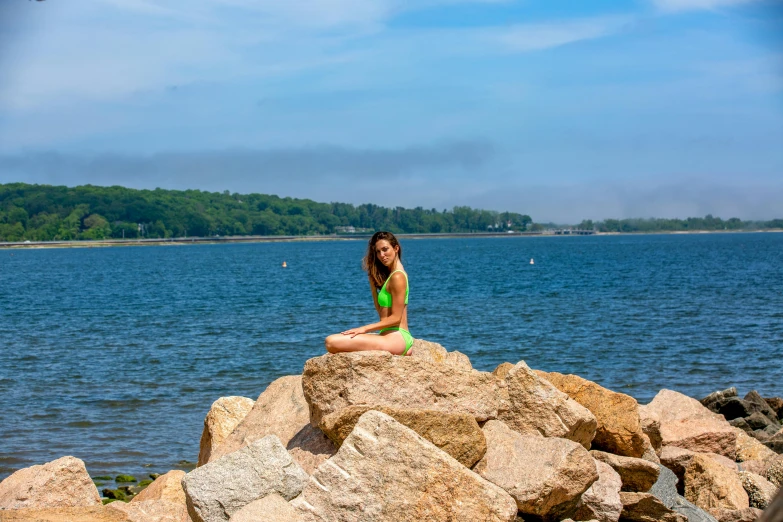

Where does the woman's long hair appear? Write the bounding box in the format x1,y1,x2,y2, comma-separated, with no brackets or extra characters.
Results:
363,231,402,289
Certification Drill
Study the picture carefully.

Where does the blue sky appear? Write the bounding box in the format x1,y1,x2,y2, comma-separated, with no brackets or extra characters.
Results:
0,0,781,222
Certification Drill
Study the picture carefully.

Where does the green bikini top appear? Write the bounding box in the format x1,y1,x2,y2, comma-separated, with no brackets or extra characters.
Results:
377,270,409,308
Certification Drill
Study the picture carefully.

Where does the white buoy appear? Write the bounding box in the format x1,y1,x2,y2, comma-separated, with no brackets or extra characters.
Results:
282,261,287,268
530,258,534,265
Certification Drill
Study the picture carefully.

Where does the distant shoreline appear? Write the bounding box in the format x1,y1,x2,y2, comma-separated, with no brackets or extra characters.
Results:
1,228,781,250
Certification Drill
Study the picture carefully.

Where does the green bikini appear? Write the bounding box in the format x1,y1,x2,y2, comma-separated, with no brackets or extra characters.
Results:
377,270,413,355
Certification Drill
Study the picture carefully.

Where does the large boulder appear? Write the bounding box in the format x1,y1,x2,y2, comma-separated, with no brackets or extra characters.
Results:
230,493,301,522
131,470,186,505
409,339,472,370
182,435,308,522
0,456,101,510
473,420,598,520
646,390,737,459
319,405,486,467
536,371,646,457
589,451,659,492
291,411,517,522
572,460,622,522
683,454,749,513
197,396,255,467
619,492,688,522
208,376,309,463
302,352,501,428
737,471,777,509
498,362,596,448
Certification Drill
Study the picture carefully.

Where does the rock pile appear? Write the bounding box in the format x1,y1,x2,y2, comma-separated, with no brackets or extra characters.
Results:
701,388,783,454
1,339,781,522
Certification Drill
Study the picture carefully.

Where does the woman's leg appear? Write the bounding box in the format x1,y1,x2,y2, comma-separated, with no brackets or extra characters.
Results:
325,331,407,356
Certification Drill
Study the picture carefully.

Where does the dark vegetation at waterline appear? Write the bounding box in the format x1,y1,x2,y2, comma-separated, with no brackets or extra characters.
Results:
0,183,532,241
0,182,781,242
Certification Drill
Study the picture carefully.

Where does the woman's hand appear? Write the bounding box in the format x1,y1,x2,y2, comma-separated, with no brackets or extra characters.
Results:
341,326,368,338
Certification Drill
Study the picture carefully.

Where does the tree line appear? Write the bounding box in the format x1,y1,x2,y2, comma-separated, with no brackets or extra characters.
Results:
1,183,780,242
0,183,532,241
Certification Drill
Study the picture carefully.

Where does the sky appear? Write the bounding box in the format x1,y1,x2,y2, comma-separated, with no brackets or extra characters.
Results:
0,0,782,223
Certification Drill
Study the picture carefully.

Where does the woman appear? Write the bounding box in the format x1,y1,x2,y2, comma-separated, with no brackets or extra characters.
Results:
324,231,413,356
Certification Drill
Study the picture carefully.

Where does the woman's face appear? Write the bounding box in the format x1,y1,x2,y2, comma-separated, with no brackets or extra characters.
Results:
375,239,397,267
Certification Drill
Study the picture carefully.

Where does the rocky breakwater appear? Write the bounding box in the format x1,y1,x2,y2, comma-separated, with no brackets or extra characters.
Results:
2,338,783,522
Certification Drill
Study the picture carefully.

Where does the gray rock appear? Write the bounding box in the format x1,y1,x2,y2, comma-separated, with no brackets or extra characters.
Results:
671,496,719,522
182,435,309,522
729,418,752,433
649,465,718,522
701,388,738,411
650,465,679,509
746,412,776,431
744,391,779,423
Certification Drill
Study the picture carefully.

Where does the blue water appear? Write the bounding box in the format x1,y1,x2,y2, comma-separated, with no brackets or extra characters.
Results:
1,233,782,480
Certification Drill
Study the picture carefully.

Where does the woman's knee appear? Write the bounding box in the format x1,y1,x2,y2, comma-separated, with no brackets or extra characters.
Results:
325,334,341,353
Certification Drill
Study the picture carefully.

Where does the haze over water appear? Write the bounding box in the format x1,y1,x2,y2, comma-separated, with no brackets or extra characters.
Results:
1,232,782,480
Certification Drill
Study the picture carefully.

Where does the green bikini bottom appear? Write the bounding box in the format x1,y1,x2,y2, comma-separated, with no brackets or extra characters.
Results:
379,327,414,355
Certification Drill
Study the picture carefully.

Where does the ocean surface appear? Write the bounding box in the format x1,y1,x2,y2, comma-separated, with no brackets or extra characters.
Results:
1,233,782,480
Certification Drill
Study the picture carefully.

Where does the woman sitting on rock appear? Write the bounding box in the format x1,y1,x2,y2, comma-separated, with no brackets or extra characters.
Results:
325,231,413,356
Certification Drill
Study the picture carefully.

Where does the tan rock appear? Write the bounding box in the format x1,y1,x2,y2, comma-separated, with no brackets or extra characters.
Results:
197,396,254,466
106,499,188,522
209,375,309,463
738,471,777,509
645,390,737,459
285,424,337,475
131,470,186,505
0,456,101,510
0,506,128,522
292,411,517,522
230,493,302,522
765,455,783,488
302,352,501,428
734,429,777,462
474,420,598,519
408,338,472,370
320,405,485,467
536,371,646,457
739,459,768,476
684,454,749,512
589,451,659,492
618,492,688,522
498,362,597,448
492,362,515,379
710,507,764,522
573,460,623,522
638,404,662,455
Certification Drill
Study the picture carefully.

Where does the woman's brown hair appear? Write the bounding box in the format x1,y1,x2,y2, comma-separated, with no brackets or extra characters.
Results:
363,231,402,289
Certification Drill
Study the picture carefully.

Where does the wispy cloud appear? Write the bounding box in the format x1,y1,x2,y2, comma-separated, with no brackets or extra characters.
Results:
492,16,632,52
650,0,761,13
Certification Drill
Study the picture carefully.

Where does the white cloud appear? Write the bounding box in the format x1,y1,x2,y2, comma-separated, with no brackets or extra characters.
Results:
651,0,760,13
492,16,632,52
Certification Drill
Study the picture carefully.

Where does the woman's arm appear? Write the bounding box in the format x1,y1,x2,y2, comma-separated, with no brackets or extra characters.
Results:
344,272,407,337
369,276,382,319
